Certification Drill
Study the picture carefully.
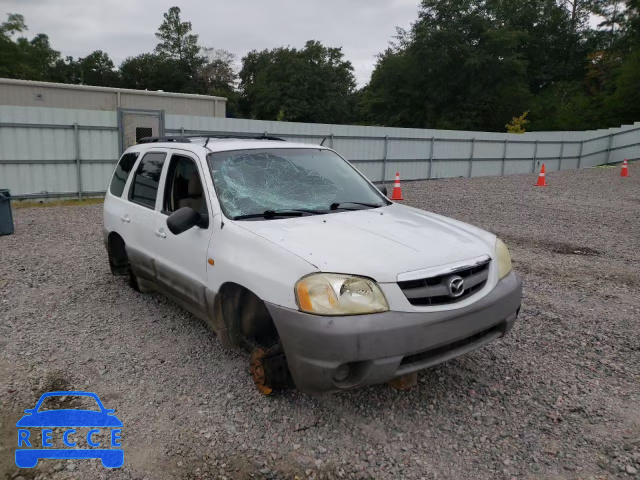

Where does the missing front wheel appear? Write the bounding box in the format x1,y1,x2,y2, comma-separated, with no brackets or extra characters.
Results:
250,345,293,395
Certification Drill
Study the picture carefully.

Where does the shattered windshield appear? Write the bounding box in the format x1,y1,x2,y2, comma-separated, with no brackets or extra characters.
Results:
207,148,387,220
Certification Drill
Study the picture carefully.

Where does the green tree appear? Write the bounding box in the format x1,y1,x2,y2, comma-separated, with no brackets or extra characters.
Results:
239,40,356,123
506,112,530,133
155,6,200,63
361,0,532,131
605,47,640,124
120,53,186,92
15,33,61,80
592,0,627,41
197,47,236,94
76,50,120,87
0,13,27,78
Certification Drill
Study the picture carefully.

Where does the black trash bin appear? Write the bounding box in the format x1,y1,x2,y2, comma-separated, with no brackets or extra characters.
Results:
0,189,14,235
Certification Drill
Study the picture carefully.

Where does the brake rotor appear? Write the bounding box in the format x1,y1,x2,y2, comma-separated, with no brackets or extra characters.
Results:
250,348,274,396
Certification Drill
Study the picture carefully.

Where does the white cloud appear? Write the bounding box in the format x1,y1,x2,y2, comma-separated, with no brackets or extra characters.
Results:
0,0,420,86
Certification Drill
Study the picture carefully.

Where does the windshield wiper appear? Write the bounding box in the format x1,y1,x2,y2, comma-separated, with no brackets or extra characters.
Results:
330,201,384,211
233,209,326,220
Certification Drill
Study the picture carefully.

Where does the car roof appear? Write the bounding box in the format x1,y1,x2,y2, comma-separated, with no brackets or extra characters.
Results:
125,138,330,156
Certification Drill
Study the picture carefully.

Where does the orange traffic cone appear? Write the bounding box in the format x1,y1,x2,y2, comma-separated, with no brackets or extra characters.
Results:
535,164,548,187
621,158,629,177
391,172,404,200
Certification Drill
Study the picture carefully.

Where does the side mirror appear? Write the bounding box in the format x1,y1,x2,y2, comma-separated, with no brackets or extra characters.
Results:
167,207,201,235
380,185,388,197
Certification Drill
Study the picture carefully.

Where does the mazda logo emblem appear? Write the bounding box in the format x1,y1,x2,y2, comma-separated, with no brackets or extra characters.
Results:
448,276,465,298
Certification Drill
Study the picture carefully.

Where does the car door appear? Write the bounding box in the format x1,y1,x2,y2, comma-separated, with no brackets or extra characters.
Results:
151,150,213,318
125,149,169,282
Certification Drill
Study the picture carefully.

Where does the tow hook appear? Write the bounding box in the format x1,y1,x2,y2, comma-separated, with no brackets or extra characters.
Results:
250,345,293,395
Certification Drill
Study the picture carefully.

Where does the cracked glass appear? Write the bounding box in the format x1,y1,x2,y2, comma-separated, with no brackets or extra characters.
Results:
207,148,386,220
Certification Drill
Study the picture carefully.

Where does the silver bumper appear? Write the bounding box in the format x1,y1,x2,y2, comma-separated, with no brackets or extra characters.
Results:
266,271,522,393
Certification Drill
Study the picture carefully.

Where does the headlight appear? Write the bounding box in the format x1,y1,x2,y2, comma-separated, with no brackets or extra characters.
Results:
295,273,389,315
496,238,513,279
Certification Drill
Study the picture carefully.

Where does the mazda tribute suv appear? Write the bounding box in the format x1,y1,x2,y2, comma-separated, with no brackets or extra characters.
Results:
103,136,522,394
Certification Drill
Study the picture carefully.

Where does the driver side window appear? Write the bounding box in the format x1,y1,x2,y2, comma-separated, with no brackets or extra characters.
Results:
162,155,209,224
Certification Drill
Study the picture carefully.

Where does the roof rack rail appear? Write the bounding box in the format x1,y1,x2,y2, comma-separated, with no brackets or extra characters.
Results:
184,134,286,142
137,136,192,144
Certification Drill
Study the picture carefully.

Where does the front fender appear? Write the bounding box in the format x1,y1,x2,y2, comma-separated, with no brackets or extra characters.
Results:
207,216,318,310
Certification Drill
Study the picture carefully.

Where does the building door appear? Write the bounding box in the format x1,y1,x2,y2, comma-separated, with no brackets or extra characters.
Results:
118,109,165,153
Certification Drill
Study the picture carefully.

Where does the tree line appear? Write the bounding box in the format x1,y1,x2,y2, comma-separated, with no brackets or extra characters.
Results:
0,2,638,132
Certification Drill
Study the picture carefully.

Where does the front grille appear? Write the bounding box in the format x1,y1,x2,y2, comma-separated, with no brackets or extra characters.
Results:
398,258,491,306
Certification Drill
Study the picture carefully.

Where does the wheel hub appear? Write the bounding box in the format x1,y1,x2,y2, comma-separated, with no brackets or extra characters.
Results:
250,348,273,395
250,345,292,395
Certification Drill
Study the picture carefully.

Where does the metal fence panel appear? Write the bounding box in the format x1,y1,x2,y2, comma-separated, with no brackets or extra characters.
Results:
504,159,535,175
471,159,503,177
0,105,638,199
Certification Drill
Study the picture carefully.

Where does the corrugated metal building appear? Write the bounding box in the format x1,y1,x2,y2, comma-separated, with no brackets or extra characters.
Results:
0,78,226,153
0,79,226,115
0,78,227,199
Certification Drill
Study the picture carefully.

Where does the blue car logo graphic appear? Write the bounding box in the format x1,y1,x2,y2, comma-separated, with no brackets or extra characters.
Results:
15,391,123,468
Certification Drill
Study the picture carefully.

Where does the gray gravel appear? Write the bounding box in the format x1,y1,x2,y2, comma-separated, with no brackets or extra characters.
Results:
1,166,639,480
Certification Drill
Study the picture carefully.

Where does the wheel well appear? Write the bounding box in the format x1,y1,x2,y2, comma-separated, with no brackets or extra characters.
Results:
107,232,129,275
216,283,279,351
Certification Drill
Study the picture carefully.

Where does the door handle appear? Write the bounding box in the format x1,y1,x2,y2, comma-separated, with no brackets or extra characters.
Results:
120,214,130,224
155,229,167,239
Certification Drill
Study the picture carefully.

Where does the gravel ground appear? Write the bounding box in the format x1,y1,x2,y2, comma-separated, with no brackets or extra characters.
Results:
1,166,639,480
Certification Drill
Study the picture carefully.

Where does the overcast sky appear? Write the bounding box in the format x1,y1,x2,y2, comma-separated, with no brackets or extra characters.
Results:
1,0,421,87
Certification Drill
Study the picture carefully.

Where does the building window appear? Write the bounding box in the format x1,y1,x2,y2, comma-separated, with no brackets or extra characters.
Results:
135,127,153,143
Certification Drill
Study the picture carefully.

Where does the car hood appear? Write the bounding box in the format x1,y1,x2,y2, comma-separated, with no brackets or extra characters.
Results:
16,410,123,427
233,203,496,283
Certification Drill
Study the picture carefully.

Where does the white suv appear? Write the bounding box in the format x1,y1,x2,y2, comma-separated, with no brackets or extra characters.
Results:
103,136,522,394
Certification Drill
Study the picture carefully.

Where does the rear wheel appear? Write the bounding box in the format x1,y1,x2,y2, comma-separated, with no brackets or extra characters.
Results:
108,233,141,292
127,265,141,292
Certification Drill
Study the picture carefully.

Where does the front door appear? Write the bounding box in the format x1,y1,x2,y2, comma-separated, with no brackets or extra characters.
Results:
152,150,213,317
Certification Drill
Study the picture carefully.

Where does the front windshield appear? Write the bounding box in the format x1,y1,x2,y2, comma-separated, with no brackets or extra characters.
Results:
207,148,388,219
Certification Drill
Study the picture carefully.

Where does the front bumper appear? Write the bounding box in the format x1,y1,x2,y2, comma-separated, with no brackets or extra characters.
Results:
266,271,522,393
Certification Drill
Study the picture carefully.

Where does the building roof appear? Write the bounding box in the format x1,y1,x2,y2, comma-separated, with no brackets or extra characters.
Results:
0,78,227,102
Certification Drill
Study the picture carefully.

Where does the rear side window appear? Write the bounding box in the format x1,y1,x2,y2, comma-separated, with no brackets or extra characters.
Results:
129,152,167,209
109,152,139,197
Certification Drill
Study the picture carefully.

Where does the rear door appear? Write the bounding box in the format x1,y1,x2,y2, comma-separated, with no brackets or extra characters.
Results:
152,150,213,317
125,149,168,282
104,151,140,237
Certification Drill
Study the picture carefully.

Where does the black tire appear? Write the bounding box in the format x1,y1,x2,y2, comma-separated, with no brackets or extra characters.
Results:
108,234,141,292
107,234,129,276
127,265,141,292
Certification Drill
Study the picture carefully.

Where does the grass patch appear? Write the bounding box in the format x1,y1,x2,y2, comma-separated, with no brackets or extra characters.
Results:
13,197,104,209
